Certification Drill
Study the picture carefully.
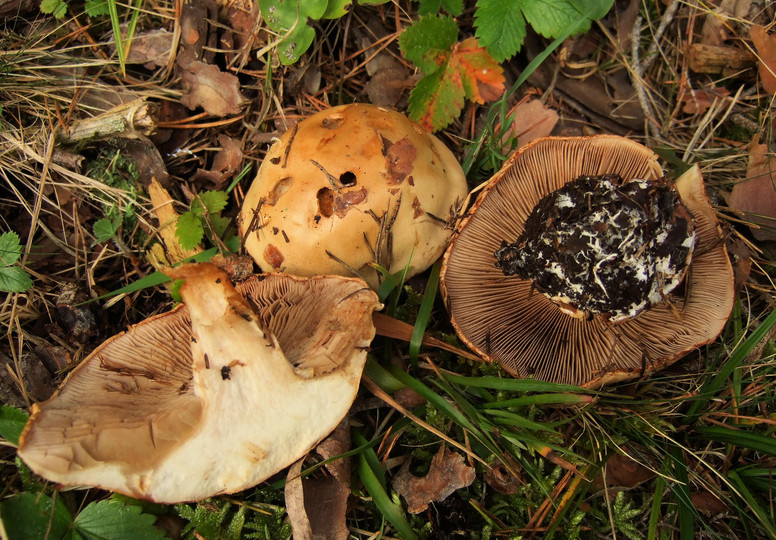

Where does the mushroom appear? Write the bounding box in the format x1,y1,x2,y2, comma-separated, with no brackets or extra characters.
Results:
440,136,734,387
238,104,469,288
17,263,381,502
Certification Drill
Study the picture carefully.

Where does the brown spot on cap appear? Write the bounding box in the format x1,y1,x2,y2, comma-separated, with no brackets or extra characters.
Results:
385,137,417,184
263,244,284,269
412,196,423,218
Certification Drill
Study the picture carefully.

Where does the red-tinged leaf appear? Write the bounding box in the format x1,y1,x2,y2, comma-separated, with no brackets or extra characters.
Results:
452,37,505,104
407,60,465,131
751,25,776,95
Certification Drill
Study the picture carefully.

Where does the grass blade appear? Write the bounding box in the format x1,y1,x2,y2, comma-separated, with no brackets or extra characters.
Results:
694,425,776,457
728,469,776,538
409,260,440,366
684,307,776,423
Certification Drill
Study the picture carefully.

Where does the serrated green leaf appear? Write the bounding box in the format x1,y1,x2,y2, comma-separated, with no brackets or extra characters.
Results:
399,15,458,73
85,0,109,16
0,266,33,292
0,492,72,540
358,0,391,4
197,190,229,215
74,499,167,540
407,61,465,132
209,215,232,238
0,231,22,266
39,0,66,18
176,211,205,251
0,405,28,445
93,217,120,243
415,0,463,16
474,0,527,61
520,0,587,39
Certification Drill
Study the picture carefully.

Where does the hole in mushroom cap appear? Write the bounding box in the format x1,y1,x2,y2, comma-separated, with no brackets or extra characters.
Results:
317,188,335,218
339,171,357,187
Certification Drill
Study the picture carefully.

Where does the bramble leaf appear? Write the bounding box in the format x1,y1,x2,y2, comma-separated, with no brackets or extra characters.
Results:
452,37,506,103
0,231,22,267
407,61,465,132
414,0,463,16
399,15,458,73
474,0,526,61
39,0,66,18
194,190,229,216
93,216,121,243
0,267,33,293
520,0,594,38
85,0,109,17
74,499,167,540
176,211,205,251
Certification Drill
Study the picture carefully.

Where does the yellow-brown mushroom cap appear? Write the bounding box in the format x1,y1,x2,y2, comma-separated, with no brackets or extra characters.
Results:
238,104,469,288
440,136,734,388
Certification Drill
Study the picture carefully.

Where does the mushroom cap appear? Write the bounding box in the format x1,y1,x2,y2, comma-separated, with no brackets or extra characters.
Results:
440,136,734,387
238,104,469,288
18,263,381,502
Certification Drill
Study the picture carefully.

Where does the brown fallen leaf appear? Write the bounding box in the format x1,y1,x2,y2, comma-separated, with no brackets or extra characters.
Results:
700,0,752,47
484,454,522,495
681,86,731,115
393,446,476,514
592,452,655,491
123,28,173,69
751,25,776,95
691,490,730,515
285,420,351,540
192,134,243,189
500,97,558,149
180,61,246,117
728,137,776,241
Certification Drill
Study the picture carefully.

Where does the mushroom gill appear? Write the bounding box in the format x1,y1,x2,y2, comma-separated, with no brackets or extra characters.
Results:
440,136,734,387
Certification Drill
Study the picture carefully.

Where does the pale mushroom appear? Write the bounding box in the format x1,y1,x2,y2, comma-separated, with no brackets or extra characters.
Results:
238,104,469,288
440,136,735,387
17,263,381,502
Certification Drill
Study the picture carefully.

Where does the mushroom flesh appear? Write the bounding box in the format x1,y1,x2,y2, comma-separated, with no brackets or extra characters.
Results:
18,263,381,502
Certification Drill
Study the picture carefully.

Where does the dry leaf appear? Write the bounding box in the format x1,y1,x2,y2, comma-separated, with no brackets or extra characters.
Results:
751,25,776,95
592,452,655,491
285,420,351,540
681,86,731,115
501,98,558,148
691,490,729,515
700,0,752,47
124,28,173,69
192,134,243,189
728,137,776,241
483,455,522,495
393,446,476,514
180,61,246,116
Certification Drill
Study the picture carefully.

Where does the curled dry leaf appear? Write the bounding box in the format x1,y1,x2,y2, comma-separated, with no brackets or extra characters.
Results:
751,25,776,95
192,134,243,189
728,137,776,241
591,452,655,491
180,61,246,117
681,86,731,115
123,28,173,69
393,446,476,514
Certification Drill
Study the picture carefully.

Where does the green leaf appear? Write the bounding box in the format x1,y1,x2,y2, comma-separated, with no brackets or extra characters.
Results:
196,190,229,215
520,0,589,38
85,0,109,16
176,211,205,251
321,0,351,18
0,231,22,266
0,266,33,292
259,0,328,64
414,0,463,16
39,0,66,18
209,215,232,238
474,0,527,61
407,61,465,131
0,405,28,445
74,499,167,540
93,217,120,243
399,15,458,73
0,492,72,540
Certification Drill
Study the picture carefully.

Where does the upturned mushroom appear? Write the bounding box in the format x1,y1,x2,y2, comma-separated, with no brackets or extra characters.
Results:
238,104,469,288
440,136,734,387
18,263,381,502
